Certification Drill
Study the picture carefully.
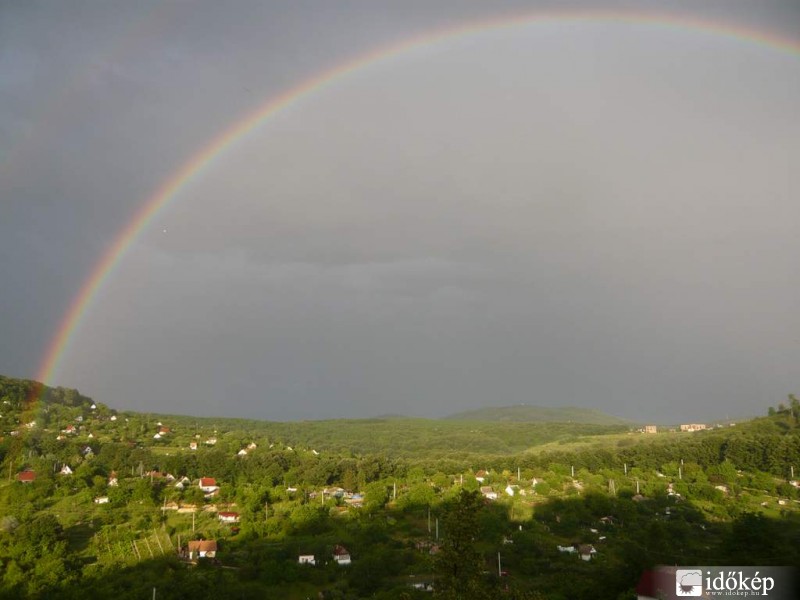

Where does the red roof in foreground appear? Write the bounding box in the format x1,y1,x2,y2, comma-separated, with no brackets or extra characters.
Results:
218,512,239,518
188,540,218,552
17,471,36,482
200,477,217,486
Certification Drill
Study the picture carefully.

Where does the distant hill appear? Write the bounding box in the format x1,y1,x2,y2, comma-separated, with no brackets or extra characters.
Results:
0,374,97,410
443,405,631,425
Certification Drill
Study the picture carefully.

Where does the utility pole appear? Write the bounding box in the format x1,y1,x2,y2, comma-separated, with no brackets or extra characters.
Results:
192,511,195,532
435,518,439,541
427,507,431,533
624,463,627,476
678,467,682,480
571,465,574,478
517,467,520,481
498,552,502,577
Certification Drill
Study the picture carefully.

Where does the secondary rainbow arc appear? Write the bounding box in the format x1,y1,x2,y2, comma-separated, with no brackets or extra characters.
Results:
35,9,800,398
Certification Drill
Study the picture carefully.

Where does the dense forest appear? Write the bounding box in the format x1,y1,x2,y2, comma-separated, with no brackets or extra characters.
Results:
0,375,799,598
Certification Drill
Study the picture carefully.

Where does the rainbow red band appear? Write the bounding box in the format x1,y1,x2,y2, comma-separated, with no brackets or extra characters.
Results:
36,10,800,395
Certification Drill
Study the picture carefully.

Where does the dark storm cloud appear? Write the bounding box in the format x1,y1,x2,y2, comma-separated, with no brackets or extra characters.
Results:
2,1,799,422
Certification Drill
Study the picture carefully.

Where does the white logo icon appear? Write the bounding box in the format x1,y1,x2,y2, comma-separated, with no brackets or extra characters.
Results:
676,569,703,596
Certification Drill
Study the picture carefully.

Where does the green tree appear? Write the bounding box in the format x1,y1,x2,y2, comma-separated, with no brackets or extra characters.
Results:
434,490,491,599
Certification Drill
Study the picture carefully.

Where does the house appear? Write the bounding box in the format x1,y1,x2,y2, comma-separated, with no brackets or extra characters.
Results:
82,446,94,457
480,486,497,501
177,504,198,514
298,555,315,565
162,502,180,511
475,470,488,483
577,544,597,561
187,540,217,559
505,484,519,497
205,438,217,446
218,512,240,523
62,425,77,434
199,478,219,493
158,426,170,435
17,471,36,483
110,415,117,421
344,494,363,507
237,449,248,456
60,465,73,476
108,472,118,487
557,545,576,554
174,476,191,489
90,403,97,410
189,442,198,451
94,496,109,504
153,433,162,440
643,425,657,434
680,423,707,432
247,442,257,450
332,545,351,565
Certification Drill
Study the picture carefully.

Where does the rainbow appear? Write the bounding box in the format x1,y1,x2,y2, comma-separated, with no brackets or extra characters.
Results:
35,9,800,397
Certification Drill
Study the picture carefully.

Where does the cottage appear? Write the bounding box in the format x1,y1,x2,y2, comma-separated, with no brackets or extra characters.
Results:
578,544,597,561
333,545,351,565
237,449,248,456
298,555,315,565
199,478,219,493
94,496,109,504
475,470,488,483
218,512,240,523
108,472,119,487
187,540,217,559
60,465,73,476
17,471,36,483
189,442,198,451
174,476,191,489
680,423,707,432
505,484,519,497
480,486,497,501
247,442,257,450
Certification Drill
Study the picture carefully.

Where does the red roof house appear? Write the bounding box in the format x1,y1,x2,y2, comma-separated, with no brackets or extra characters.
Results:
17,471,36,483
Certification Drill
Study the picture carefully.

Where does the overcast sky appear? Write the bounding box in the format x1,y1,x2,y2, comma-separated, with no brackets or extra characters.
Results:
2,1,799,422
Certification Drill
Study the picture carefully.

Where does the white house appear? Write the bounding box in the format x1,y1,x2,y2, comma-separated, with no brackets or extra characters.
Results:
333,545,351,565
218,512,240,523
188,540,217,560
199,478,219,493
60,465,73,476
298,555,315,565
94,496,109,504
480,486,497,500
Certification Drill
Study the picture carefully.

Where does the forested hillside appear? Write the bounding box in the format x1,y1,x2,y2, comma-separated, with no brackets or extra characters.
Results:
0,375,798,599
